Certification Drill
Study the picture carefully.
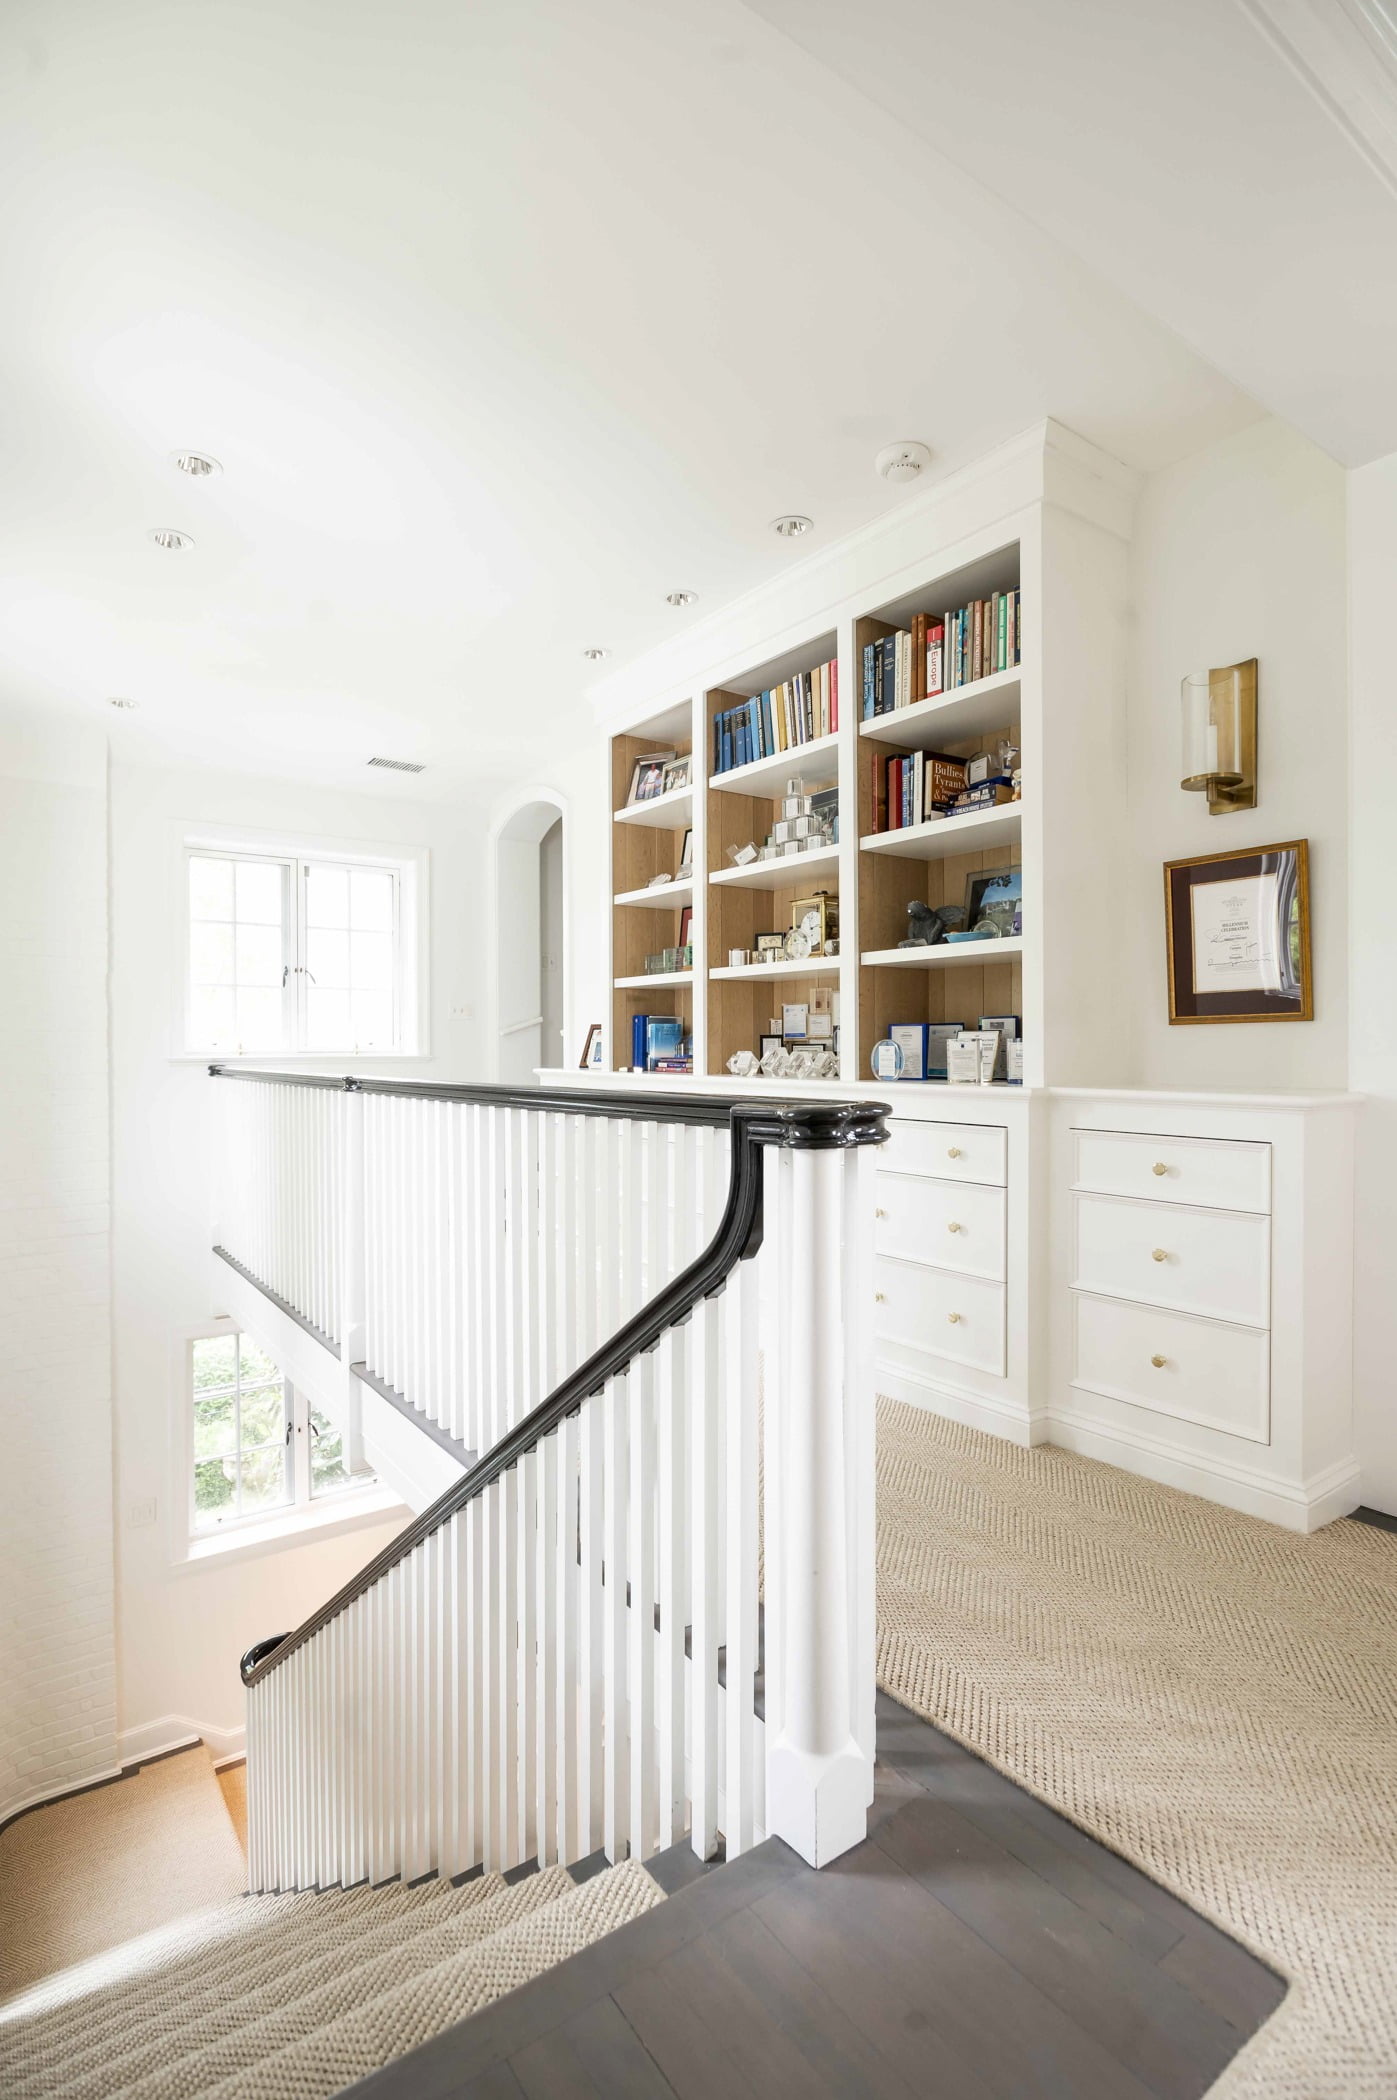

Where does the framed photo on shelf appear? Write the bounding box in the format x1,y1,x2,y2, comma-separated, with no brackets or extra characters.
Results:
627,751,674,804
579,1023,604,1069
964,864,1023,937
1165,839,1312,1024
661,755,691,796
677,905,693,951
677,827,693,875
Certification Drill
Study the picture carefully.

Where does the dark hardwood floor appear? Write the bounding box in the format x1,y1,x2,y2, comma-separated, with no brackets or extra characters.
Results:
349,1692,1285,2100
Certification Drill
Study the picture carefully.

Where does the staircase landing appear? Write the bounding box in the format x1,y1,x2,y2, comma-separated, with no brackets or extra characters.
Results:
351,1693,1286,2100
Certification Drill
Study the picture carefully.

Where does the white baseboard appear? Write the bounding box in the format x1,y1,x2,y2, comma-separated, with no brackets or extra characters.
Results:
118,1714,247,1769
0,1763,124,1835
876,1361,1047,1447
1047,1406,1362,1533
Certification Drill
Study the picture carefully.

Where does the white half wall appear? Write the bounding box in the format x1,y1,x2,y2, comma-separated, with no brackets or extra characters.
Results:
109,759,490,1755
0,703,118,1825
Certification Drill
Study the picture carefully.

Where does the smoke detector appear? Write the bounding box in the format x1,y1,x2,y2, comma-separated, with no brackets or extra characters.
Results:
875,441,933,485
149,528,195,551
367,755,426,773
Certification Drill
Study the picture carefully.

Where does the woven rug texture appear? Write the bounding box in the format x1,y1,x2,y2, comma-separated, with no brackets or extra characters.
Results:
875,1398,1397,2098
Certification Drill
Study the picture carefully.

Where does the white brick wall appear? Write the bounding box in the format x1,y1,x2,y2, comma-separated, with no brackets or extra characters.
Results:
0,722,118,1825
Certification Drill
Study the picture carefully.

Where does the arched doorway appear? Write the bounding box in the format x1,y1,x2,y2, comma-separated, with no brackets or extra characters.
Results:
491,794,566,1082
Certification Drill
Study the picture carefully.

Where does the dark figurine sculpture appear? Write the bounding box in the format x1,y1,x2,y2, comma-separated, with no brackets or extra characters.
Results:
898,900,967,948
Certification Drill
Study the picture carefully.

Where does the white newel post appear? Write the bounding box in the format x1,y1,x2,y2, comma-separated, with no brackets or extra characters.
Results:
763,1111,882,1869
341,1084,367,1471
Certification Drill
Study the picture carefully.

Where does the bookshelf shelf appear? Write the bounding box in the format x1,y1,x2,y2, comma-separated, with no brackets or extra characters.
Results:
710,957,840,982
858,669,1022,751
708,844,840,892
859,805,1022,862
860,937,1024,971
613,877,694,907
613,784,693,830
709,732,839,800
614,970,694,990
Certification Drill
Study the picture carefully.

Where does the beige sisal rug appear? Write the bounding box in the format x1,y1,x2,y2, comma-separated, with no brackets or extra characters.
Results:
876,1398,1397,2099
0,1746,247,2000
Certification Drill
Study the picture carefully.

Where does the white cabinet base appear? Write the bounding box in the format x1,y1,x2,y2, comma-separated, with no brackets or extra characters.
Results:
1048,1404,1361,1534
876,1361,1048,1448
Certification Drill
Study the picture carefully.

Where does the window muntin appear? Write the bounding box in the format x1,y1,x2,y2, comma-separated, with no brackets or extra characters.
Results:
185,848,405,1055
189,1332,377,1540
192,1333,290,1530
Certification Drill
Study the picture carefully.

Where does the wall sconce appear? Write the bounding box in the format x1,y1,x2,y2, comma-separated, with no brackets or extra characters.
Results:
1180,658,1257,814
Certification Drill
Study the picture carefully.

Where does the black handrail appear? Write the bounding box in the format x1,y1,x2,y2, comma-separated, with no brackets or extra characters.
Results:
236,1093,887,1687
210,1066,753,1128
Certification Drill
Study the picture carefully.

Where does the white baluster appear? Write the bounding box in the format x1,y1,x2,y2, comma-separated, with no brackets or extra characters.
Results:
656,1321,688,1850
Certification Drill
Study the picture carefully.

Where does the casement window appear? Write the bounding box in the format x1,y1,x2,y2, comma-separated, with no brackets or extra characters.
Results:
184,843,422,1057
190,1331,370,1538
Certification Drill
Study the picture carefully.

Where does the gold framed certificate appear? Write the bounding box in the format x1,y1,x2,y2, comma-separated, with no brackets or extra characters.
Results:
1165,840,1312,1023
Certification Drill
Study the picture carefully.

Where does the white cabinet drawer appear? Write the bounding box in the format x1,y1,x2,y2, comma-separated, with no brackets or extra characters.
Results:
875,1172,1005,1282
875,1256,1005,1377
886,1119,1007,1187
1072,1193,1270,1328
1072,1292,1270,1444
1072,1128,1270,1214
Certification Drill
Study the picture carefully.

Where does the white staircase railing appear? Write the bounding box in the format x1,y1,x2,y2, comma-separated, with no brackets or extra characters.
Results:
213,1073,729,1455
219,1080,887,1889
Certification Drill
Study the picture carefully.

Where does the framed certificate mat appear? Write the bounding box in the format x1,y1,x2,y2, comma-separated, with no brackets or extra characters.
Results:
1165,839,1312,1023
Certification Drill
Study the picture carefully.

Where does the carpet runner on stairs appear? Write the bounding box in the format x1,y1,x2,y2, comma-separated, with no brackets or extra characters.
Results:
0,1853,663,2100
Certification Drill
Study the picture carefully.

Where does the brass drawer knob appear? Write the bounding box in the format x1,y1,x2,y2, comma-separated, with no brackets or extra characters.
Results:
947,1221,962,1234
875,1291,886,1303
875,1207,887,1219
1151,1354,1167,1368
1151,1248,1168,1263
947,1312,961,1325
947,1146,962,1158
1152,1162,1168,1177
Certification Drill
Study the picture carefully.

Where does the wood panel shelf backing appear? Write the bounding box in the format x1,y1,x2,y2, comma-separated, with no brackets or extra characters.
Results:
610,723,695,1073
708,971,839,1076
858,951,1022,1082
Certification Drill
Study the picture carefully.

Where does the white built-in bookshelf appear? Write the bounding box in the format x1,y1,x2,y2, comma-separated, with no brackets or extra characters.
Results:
601,424,1133,1092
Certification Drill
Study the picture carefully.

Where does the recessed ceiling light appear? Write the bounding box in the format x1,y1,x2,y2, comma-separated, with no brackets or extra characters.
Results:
665,590,698,608
875,440,933,484
582,646,610,661
149,528,194,551
771,515,813,538
170,451,221,478
107,696,139,710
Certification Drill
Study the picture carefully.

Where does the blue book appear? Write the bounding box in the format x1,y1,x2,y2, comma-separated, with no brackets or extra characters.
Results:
748,697,760,760
862,642,875,719
762,690,773,752
631,1012,647,1069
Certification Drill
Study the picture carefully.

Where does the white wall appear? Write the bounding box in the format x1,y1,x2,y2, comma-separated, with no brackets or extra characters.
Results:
1348,452,1397,1516
109,760,492,1756
0,703,118,1823
1124,418,1348,1090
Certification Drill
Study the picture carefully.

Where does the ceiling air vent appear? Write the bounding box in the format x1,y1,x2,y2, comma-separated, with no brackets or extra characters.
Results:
367,756,427,773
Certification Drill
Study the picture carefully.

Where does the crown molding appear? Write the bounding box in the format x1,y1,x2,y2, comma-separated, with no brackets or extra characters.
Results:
1238,0,1397,200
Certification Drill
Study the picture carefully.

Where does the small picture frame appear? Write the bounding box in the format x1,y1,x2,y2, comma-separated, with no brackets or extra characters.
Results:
759,1035,782,1059
628,753,671,804
579,1024,603,1070
678,906,693,951
782,1002,809,1042
889,1021,928,1079
806,1011,833,1042
965,864,1023,937
677,827,693,875
661,756,691,796
1165,839,1312,1023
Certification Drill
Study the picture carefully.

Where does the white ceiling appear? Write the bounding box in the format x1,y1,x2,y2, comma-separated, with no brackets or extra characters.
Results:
0,0,1284,793
748,0,1397,471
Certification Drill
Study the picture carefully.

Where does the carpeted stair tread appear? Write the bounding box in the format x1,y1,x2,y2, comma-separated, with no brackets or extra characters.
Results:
0,1877,467,2080
4,1876,506,2099
100,1864,579,2100
195,1857,664,2100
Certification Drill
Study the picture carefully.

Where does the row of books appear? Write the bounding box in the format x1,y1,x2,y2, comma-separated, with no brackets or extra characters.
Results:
871,751,1015,831
861,589,1021,717
630,1012,692,1073
712,658,838,775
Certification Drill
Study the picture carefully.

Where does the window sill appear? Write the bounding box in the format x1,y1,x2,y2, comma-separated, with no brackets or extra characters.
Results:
177,1486,408,1571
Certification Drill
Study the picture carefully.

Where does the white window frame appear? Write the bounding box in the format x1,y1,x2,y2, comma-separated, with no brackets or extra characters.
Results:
180,1320,396,1563
173,820,429,1060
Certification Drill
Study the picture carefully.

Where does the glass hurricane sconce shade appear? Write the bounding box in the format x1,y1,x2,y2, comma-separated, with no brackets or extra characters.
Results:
1180,658,1257,814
